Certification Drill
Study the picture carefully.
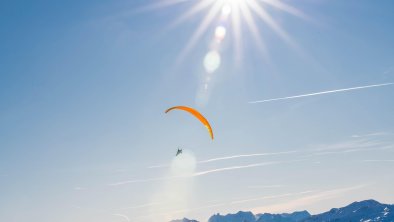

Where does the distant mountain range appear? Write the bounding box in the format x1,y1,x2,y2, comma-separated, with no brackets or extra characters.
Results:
171,219,199,222
171,199,393,222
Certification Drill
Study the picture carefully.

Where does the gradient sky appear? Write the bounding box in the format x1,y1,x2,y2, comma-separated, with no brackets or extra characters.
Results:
1,0,394,221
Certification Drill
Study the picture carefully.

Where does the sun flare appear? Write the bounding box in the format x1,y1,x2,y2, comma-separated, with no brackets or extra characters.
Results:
162,0,307,60
140,0,307,106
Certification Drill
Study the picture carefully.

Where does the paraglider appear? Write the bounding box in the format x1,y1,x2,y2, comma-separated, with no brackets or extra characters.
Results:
165,106,214,140
176,148,183,156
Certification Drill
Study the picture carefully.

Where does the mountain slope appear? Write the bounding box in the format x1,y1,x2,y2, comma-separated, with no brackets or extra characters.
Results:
303,199,394,222
208,211,256,222
170,199,393,222
256,210,311,222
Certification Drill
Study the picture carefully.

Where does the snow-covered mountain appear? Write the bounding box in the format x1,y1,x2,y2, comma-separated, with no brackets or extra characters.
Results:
170,218,199,222
256,210,310,222
208,211,256,222
303,199,394,222
206,210,310,222
170,199,393,222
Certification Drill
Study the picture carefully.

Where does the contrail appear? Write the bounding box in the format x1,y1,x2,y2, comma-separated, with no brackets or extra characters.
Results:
114,202,163,210
112,214,131,222
148,150,297,168
247,184,285,189
193,161,279,176
230,190,316,204
249,83,393,103
110,160,305,186
362,159,394,162
193,159,306,176
108,175,184,186
110,162,278,186
198,151,297,163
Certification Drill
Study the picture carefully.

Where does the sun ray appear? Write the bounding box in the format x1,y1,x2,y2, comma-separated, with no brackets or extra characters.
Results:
259,0,308,20
176,0,223,64
169,0,214,29
146,0,307,66
135,0,192,13
246,0,296,48
142,0,308,72
133,0,306,64
238,0,268,59
230,2,243,63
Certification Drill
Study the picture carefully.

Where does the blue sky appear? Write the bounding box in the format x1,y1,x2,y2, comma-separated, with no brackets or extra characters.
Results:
1,0,394,221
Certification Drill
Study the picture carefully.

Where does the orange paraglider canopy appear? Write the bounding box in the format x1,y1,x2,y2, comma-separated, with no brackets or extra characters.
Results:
165,106,214,140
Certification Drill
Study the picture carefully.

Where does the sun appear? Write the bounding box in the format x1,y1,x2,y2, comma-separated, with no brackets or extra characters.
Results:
161,0,307,61
139,0,307,105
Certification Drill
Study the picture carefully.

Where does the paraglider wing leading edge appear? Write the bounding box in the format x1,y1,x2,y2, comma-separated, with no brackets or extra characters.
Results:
165,106,214,140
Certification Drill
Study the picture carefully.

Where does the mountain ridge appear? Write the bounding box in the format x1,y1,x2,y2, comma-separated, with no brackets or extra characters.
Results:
170,199,393,222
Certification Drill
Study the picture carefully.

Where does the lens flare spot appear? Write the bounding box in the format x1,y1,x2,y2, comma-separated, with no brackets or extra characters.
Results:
221,4,232,17
203,50,221,73
215,26,227,41
171,150,196,176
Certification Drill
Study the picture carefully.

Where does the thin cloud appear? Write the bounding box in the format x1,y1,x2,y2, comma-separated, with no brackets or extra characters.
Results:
112,138,394,187
108,175,184,186
251,184,368,213
148,136,394,170
362,159,394,162
303,139,394,158
383,66,394,75
198,151,297,163
247,185,285,189
318,139,385,150
110,160,303,186
74,187,86,191
351,132,390,138
73,205,133,222
304,147,381,157
149,135,393,169
124,185,367,220
131,190,315,220
193,159,306,177
112,214,131,222
133,190,317,221
147,164,169,169
310,138,388,152
114,202,163,211
148,150,297,169
131,202,229,221
249,83,393,103
193,161,279,176
231,190,316,204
